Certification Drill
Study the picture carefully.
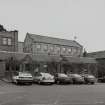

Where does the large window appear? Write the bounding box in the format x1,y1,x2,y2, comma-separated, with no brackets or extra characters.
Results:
49,45,54,52
43,45,48,52
62,47,66,53
36,44,41,50
55,46,60,54
72,47,77,55
2,37,12,45
68,48,72,54
8,38,12,45
2,38,7,45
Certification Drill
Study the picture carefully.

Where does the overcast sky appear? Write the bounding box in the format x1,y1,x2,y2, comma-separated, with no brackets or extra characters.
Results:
0,0,105,52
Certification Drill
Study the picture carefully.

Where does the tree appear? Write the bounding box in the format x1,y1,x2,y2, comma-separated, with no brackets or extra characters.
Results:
83,49,87,57
0,24,6,32
5,57,19,80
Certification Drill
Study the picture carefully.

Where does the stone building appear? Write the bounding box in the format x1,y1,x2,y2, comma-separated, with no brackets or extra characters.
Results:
87,51,105,78
0,28,97,78
0,30,18,52
23,33,97,75
24,33,83,56
18,42,24,52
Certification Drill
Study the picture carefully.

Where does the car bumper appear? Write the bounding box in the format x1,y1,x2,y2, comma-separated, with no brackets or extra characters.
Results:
16,79,33,83
41,79,55,83
59,79,72,83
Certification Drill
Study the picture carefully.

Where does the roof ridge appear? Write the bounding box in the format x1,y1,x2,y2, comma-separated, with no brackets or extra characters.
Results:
28,33,74,42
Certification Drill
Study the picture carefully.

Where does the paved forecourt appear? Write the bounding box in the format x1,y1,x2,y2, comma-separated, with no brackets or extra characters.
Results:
0,82,105,105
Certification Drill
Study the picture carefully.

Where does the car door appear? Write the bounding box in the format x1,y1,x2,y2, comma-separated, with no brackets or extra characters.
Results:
34,73,42,82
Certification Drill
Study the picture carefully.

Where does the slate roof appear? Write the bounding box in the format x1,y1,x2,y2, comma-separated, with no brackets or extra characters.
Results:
27,33,82,48
87,51,105,59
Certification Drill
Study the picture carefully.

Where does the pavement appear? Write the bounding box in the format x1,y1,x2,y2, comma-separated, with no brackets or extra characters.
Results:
0,81,105,105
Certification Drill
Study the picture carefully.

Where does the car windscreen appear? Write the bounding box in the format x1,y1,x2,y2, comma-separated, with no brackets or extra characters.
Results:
87,75,95,78
58,74,68,78
41,73,52,77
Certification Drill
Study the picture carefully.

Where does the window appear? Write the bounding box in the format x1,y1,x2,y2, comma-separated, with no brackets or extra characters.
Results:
55,46,60,54
36,44,41,50
49,45,54,52
2,37,12,45
2,38,7,45
62,47,66,53
43,45,48,52
8,38,12,45
72,48,77,55
68,48,72,54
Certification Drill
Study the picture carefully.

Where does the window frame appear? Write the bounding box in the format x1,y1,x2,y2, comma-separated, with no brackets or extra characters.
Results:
2,37,12,46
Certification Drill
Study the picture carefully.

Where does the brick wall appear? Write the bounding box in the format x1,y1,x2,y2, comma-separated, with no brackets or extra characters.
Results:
0,31,18,52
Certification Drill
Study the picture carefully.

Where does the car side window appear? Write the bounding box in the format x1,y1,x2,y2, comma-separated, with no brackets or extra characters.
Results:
55,74,58,77
35,73,42,76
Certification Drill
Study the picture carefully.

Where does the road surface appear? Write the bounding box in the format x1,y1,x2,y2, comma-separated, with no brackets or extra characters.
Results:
0,81,105,105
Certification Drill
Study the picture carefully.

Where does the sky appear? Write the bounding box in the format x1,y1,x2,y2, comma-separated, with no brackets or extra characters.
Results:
0,0,105,52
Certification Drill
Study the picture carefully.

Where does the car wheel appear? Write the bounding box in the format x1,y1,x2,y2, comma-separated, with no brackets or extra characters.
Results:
15,81,19,85
56,81,60,84
91,82,94,85
38,81,41,85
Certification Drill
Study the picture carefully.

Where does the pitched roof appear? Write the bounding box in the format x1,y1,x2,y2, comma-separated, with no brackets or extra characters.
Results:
27,33,82,48
87,51,105,59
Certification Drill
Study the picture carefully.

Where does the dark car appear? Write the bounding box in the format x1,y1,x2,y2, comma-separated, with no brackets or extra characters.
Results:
54,73,72,84
98,76,105,83
68,74,85,84
82,74,96,84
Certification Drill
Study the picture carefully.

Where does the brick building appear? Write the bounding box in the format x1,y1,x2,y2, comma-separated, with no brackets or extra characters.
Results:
0,30,18,52
23,33,97,75
87,51,105,78
24,33,83,56
0,27,97,78
18,42,24,52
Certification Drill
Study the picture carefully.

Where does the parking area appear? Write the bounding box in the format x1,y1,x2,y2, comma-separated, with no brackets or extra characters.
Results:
0,80,105,105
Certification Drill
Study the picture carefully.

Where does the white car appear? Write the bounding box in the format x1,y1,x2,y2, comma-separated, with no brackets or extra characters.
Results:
12,72,33,85
33,72,55,84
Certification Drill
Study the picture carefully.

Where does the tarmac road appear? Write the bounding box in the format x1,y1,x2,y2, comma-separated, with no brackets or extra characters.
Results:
0,81,105,105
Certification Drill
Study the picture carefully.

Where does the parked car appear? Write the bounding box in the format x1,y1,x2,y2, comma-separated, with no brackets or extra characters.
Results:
54,73,73,84
68,74,85,84
98,76,105,83
12,72,33,85
33,72,55,85
82,74,96,84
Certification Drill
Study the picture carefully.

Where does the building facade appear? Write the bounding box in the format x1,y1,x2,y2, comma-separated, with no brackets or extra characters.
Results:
87,51,105,78
24,33,83,57
18,42,24,52
0,29,97,78
0,30,18,52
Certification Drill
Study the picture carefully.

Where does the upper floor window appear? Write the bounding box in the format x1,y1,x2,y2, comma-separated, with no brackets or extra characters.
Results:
8,38,12,45
43,45,48,52
2,38,7,45
49,45,54,52
68,48,72,53
36,44,41,50
2,37,12,45
62,47,66,53
72,47,77,54
55,46,60,54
